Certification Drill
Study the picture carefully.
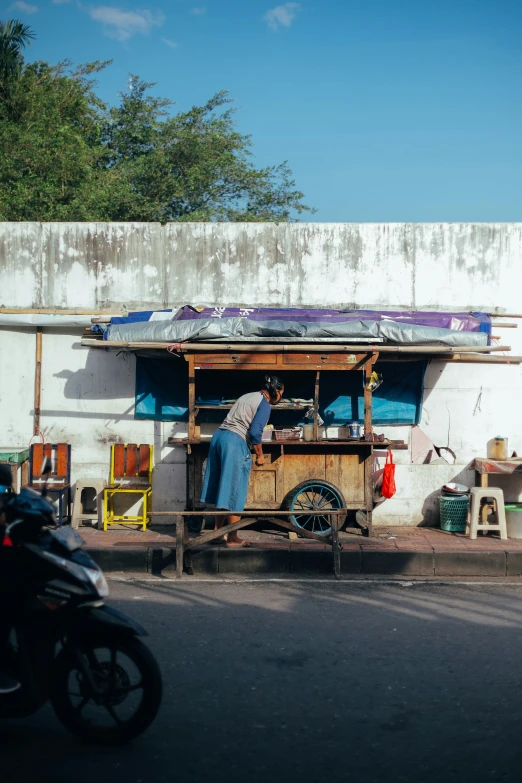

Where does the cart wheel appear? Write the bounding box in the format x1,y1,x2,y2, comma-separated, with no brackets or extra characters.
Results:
281,480,346,536
186,516,204,534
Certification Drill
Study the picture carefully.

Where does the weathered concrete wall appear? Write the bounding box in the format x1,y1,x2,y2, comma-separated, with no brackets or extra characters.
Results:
1,222,522,527
2,222,522,311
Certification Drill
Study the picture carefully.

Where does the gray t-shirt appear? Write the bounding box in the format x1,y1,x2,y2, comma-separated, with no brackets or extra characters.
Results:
220,392,270,446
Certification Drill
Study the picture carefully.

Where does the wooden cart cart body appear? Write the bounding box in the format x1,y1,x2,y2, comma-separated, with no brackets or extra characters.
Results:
175,348,381,537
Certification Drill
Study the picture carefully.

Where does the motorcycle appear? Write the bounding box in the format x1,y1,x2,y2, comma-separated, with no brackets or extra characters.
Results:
0,460,162,744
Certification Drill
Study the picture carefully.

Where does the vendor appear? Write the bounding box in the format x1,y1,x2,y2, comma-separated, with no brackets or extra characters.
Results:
200,375,284,547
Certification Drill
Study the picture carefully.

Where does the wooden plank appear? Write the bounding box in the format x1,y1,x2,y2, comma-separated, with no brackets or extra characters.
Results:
339,453,365,504
331,515,341,579
183,515,332,549
282,453,326,496
126,444,138,477
364,357,373,438
193,353,277,365
282,353,368,367
196,363,368,372
82,338,513,354
169,437,407,448
113,445,126,478
247,459,280,505
184,517,258,550
138,445,150,477
268,517,332,543
34,328,42,437
43,443,52,467
313,371,320,441
1,307,122,315
188,355,196,442
56,444,68,479
176,517,184,578
325,453,340,487
32,443,44,478
150,509,347,516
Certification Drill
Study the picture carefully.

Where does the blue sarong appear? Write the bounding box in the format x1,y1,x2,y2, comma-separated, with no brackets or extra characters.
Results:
200,429,252,511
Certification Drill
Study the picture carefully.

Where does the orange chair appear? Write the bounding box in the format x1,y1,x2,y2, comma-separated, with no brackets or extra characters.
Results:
28,443,71,526
103,444,153,531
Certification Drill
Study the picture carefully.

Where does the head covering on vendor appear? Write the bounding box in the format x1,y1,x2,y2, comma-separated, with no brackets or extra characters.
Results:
200,375,284,547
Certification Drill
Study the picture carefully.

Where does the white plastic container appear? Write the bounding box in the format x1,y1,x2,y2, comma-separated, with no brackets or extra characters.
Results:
505,504,522,538
303,424,314,442
262,429,273,442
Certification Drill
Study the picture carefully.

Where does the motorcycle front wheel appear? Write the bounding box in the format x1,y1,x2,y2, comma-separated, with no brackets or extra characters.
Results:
51,635,162,745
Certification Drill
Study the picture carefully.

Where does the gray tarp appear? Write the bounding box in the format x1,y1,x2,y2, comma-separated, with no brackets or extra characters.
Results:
106,318,488,347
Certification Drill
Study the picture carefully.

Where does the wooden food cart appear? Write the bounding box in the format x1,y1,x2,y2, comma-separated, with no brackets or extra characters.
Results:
166,345,404,576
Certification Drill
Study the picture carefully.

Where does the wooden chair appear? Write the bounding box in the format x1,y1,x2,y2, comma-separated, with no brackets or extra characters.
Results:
28,443,72,526
103,444,153,531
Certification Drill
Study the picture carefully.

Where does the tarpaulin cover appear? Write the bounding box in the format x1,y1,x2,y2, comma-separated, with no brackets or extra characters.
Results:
108,317,488,347
135,357,426,425
174,306,491,333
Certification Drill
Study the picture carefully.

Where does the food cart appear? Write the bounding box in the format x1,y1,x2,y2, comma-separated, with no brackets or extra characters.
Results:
164,344,410,577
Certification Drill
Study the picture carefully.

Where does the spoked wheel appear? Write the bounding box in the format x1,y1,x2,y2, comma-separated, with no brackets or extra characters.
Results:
281,479,346,536
51,636,162,745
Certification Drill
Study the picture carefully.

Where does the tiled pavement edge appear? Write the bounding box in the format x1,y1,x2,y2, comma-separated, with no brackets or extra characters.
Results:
82,526,522,578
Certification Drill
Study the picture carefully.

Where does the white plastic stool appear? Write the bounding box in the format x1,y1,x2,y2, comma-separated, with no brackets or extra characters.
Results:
469,487,507,540
72,479,107,529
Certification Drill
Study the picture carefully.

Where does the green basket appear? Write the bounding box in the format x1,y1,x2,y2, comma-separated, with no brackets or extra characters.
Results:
439,494,469,533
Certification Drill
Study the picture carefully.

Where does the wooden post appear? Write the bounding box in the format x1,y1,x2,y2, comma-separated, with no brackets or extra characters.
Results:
34,327,43,436
313,371,320,441
363,357,373,438
176,517,185,578
331,514,341,580
187,355,196,442
364,356,374,538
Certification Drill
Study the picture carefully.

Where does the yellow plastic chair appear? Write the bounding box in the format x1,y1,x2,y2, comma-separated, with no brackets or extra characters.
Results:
103,444,153,531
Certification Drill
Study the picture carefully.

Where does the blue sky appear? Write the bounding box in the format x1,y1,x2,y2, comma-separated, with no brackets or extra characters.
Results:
3,0,522,221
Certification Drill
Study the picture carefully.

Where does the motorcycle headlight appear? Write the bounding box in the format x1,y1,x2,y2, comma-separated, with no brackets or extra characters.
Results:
84,567,110,598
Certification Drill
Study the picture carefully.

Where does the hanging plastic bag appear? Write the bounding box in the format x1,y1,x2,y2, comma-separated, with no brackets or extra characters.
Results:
381,449,396,499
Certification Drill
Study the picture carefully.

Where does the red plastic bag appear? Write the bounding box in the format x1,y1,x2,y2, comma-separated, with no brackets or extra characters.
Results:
381,449,396,499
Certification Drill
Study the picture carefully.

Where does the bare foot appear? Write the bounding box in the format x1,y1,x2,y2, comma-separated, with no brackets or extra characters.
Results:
226,538,252,548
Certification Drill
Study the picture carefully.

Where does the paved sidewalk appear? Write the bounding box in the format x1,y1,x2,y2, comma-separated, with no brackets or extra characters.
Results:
80,524,522,577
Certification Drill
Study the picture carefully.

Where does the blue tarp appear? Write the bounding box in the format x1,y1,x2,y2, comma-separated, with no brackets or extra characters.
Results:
135,357,426,426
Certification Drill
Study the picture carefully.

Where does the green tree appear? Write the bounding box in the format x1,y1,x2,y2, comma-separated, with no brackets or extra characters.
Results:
0,24,313,222
0,19,34,101
0,58,117,221
101,78,311,222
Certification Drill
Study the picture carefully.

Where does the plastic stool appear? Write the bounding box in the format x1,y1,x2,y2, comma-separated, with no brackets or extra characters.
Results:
469,487,507,540
72,479,107,529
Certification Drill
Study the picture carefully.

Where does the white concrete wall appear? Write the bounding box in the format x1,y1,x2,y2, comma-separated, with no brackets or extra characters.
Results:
1,222,522,526
2,222,522,311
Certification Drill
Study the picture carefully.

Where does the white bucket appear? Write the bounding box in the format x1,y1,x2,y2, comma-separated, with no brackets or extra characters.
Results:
505,505,522,539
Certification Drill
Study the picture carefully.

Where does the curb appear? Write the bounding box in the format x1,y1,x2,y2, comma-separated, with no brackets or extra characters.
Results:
87,546,516,578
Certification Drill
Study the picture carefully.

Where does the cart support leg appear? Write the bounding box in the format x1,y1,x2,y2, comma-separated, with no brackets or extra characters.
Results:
331,515,341,580
176,517,184,579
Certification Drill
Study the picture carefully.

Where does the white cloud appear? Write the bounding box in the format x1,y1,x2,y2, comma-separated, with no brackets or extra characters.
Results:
161,37,177,48
11,0,38,12
263,2,301,31
52,0,71,4
88,6,165,41
191,6,205,14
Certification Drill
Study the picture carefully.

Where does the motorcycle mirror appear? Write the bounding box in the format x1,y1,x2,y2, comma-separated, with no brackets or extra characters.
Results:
41,457,52,476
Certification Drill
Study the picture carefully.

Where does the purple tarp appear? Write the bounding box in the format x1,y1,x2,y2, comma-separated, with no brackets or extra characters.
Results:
174,306,491,334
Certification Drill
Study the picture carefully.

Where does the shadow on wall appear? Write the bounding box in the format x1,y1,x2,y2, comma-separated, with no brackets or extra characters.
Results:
54,347,136,400
419,464,475,527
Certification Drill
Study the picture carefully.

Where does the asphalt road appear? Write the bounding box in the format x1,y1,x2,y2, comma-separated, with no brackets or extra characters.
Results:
3,579,522,783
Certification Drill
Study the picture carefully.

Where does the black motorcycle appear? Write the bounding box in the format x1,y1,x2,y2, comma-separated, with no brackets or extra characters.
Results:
0,461,162,744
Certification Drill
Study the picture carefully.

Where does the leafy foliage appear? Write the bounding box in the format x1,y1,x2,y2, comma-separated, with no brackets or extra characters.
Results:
0,21,312,222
